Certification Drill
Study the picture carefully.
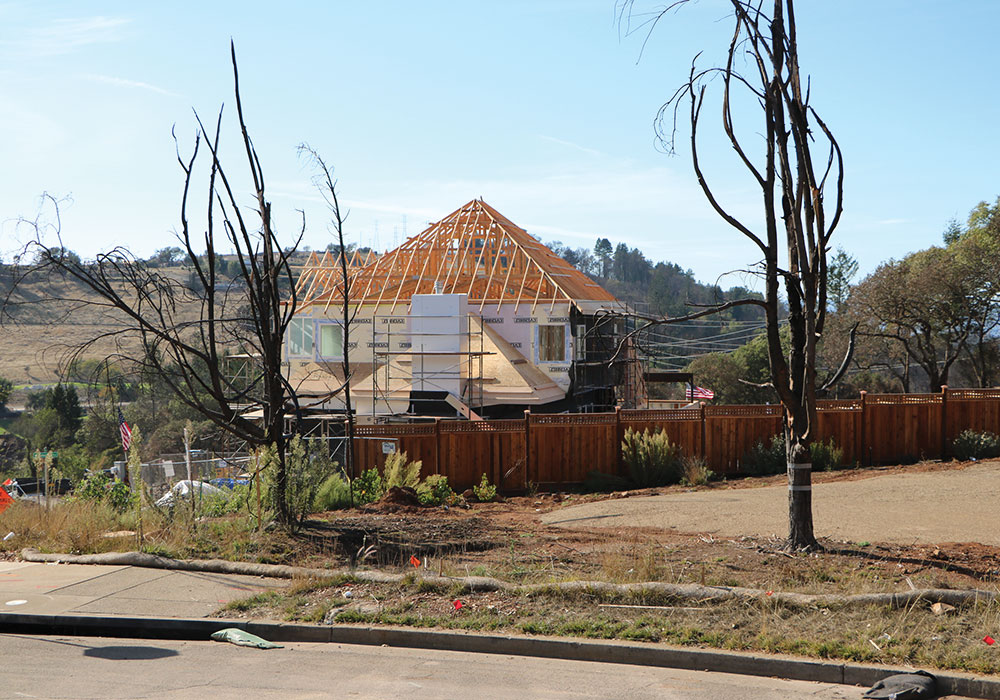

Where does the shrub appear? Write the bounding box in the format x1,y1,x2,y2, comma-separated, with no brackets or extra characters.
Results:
382,451,422,490
621,428,683,487
952,429,1000,461
314,473,354,511
352,468,384,505
741,434,844,474
416,474,455,506
680,455,714,486
472,473,497,502
200,483,252,517
810,438,844,472
260,436,338,524
71,471,136,513
739,434,786,476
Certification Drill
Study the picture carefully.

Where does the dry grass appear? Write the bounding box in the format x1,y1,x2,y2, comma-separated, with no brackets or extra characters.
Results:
0,500,299,564
222,574,1000,675
0,500,124,554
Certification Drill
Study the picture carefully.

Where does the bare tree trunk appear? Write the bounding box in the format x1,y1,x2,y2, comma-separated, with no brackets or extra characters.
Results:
299,146,357,498
639,0,844,550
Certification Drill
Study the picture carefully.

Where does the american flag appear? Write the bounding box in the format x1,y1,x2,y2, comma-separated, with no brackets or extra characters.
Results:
118,408,132,452
685,385,715,401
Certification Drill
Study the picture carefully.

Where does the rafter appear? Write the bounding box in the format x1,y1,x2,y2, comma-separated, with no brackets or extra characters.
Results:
295,198,617,312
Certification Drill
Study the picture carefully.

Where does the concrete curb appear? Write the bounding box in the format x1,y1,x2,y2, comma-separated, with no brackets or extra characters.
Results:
1,612,998,699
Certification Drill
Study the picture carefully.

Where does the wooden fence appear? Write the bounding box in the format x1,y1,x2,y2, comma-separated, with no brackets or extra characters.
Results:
351,388,1000,493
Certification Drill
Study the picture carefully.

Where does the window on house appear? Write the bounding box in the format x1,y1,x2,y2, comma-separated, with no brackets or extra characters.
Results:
287,317,314,357
574,324,587,361
318,323,344,360
538,324,567,363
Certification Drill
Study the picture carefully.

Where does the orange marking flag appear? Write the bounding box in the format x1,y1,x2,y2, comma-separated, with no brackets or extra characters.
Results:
0,486,13,514
409,555,421,568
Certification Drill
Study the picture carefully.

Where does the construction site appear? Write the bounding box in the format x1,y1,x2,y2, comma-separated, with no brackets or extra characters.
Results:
286,199,647,426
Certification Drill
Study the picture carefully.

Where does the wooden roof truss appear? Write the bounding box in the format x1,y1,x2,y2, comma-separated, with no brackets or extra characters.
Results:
295,199,615,315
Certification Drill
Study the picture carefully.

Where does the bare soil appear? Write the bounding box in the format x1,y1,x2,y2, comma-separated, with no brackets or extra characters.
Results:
220,461,1000,675
289,459,1000,592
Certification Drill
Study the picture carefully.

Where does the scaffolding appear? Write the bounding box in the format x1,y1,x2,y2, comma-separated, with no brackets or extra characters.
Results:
369,312,489,421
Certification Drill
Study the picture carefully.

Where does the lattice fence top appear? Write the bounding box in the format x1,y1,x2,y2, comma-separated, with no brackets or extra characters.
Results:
704,405,783,417
355,424,436,437
530,413,617,425
817,399,863,412
623,409,702,422
866,393,942,405
947,388,1000,400
440,420,524,434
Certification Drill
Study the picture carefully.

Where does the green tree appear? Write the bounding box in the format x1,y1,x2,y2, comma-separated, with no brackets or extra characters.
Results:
687,330,785,404
848,246,975,392
826,248,858,312
593,238,613,278
0,376,12,410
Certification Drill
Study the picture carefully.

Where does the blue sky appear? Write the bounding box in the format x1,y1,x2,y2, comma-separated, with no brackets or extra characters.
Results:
2,1,998,289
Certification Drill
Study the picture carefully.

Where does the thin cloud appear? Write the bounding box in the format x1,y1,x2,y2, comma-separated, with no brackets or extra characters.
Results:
538,134,604,157
877,218,909,226
1,16,129,57
84,74,179,98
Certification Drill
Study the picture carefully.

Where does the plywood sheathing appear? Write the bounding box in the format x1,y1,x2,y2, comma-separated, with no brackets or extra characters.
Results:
295,199,617,314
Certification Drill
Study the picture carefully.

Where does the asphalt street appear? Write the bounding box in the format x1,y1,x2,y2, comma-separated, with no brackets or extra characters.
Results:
0,633,875,700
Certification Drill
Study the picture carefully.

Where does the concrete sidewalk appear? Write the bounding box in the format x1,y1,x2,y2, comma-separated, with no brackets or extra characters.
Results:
0,560,286,618
2,560,998,699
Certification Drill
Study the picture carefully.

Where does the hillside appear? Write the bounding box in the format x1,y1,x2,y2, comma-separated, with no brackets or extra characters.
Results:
0,265,198,384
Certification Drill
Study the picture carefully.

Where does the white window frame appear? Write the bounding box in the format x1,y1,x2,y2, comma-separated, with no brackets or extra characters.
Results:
316,321,345,361
286,317,315,358
535,323,569,364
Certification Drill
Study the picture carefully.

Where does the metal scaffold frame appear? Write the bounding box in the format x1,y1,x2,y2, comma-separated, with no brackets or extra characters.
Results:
369,312,488,421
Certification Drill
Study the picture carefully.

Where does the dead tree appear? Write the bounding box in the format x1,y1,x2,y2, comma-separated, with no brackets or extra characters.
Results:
299,146,358,499
4,44,304,525
623,0,847,550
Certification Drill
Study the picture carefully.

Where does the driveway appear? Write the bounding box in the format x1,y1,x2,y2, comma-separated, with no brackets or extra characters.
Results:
542,462,1000,546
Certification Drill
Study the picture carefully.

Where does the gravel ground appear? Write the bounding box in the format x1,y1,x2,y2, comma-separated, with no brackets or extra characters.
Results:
542,461,1000,546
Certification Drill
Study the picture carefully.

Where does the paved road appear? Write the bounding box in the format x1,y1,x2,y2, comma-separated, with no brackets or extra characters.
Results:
0,633,884,700
543,462,1000,545
0,561,286,617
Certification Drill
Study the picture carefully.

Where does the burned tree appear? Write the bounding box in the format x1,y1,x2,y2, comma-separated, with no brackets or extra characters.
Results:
298,146,358,494
5,44,304,524
624,0,847,550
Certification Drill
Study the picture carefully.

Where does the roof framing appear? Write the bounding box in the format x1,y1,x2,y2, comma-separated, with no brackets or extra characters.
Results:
296,198,616,314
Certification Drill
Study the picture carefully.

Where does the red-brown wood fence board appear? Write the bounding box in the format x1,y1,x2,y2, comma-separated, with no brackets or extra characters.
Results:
945,389,1000,444
704,405,783,474
439,420,526,492
863,394,943,464
348,388,1000,493
816,400,863,465
528,413,618,486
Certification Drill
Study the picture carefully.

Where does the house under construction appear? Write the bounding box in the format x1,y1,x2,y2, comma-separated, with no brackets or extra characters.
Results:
286,199,638,421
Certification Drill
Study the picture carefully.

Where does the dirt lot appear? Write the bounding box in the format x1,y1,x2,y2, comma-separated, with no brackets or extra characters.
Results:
290,459,1000,591
213,460,1000,675
542,460,1000,547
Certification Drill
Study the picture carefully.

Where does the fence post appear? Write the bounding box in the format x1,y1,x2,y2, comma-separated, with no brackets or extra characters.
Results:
524,410,532,487
700,402,707,460
434,418,442,476
859,391,868,467
940,385,948,460
615,406,623,475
